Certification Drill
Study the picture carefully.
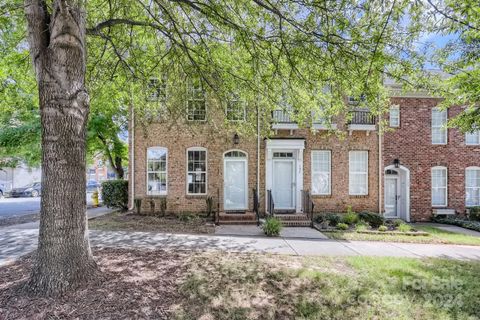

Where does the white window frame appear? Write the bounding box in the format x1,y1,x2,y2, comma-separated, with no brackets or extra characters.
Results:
349,151,368,196
465,167,480,207
186,147,208,195
311,150,331,195
146,147,168,195
389,105,400,127
147,76,167,102
186,78,207,121
465,131,480,145
431,108,447,145
225,96,246,122
431,166,448,207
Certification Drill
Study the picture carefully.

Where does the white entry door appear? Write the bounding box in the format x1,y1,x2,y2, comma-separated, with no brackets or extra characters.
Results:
385,177,398,217
273,160,295,209
224,159,248,210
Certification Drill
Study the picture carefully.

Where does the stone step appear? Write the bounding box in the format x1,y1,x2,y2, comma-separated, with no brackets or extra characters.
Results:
280,220,312,227
273,214,309,221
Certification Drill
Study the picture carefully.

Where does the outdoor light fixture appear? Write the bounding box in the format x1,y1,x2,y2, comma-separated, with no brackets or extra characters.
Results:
394,158,400,168
233,133,240,145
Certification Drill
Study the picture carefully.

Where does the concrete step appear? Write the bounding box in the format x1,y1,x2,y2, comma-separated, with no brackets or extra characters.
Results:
218,220,258,225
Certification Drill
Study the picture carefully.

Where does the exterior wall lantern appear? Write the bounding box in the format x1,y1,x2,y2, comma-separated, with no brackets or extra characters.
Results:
393,158,400,168
233,133,240,145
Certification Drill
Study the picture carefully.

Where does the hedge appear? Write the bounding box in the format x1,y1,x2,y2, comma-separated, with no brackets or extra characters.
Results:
101,180,128,210
433,216,480,233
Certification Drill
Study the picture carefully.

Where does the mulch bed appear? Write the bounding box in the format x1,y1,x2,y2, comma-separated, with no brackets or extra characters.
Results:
0,248,190,320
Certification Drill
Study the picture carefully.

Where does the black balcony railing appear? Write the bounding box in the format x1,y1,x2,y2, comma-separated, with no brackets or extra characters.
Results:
348,110,376,125
272,110,294,123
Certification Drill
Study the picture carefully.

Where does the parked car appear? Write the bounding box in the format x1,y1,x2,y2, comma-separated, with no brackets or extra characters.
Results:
8,182,42,198
86,180,100,192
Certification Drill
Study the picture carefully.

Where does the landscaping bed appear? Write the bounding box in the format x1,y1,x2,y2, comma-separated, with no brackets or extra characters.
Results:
0,213,40,227
1,248,479,319
88,211,215,234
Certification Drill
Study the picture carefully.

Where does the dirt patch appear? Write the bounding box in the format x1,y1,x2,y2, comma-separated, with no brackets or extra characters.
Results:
0,248,189,320
88,211,215,234
0,213,40,227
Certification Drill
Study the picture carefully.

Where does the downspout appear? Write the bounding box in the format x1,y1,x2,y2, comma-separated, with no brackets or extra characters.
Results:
378,114,382,215
129,104,135,211
256,100,260,204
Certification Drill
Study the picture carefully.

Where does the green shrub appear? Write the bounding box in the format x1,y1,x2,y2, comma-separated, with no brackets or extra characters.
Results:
206,196,214,217
398,223,412,232
358,212,384,228
469,207,480,221
178,212,196,222
325,213,341,226
337,223,349,230
314,214,324,224
378,225,388,232
433,216,480,232
342,211,359,225
263,217,283,236
101,180,128,210
355,223,368,232
392,219,404,227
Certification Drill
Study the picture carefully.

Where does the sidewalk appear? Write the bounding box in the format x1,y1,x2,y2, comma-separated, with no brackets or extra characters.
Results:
2,224,480,266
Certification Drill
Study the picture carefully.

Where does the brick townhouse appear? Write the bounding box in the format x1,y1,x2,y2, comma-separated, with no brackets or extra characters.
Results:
128,78,480,223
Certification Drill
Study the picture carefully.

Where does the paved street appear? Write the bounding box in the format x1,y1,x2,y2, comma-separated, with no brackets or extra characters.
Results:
0,193,98,218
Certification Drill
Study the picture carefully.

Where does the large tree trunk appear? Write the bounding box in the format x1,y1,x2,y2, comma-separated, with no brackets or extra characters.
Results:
24,0,97,296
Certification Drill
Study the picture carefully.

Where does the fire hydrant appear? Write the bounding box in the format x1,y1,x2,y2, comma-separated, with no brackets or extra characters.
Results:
92,190,99,207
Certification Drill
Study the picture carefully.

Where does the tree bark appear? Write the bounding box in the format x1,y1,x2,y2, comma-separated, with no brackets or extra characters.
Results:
24,0,97,296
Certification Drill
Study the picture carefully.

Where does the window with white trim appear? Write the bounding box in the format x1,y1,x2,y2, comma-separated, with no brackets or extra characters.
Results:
431,166,447,206
389,105,400,127
311,150,331,195
187,148,207,194
432,108,447,144
147,77,167,102
466,167,480,206
186,78,206,121
465,131,480,145
349,151,368,195
147,147,167,195
226,94,246,121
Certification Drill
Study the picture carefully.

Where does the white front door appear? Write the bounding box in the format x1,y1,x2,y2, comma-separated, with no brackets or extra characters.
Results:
224,159,248,210
385,177,398,217
273,159,295,209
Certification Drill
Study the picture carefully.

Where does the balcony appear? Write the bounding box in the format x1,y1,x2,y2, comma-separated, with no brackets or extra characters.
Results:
347,110,377,135
271,109,299,130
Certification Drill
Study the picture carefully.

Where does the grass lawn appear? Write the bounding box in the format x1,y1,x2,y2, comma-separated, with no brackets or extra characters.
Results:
324,225,480,246
2,248,479,319
88,210,215,234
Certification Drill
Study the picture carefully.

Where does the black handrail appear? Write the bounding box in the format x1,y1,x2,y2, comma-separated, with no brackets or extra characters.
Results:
348,110,376,125
253,188,260,226
266,189,274,216
301,190,315,227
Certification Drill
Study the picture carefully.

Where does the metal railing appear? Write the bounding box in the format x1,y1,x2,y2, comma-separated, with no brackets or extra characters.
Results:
348,110,376,125
253,188,260,226
266,189,275,216
272,110,294,123
301,190,315,227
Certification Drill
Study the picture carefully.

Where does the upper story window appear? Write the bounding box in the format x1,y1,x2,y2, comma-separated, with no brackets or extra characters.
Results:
147,77,167,102
349,151,368,195
226,95,246,121
431,166,447,206
465,131,480,145
389,105,400,127
466,167,480,207
311,150,331,195
432,108,447,145
186,78,206,121
186,147,207,194
147,147,167,195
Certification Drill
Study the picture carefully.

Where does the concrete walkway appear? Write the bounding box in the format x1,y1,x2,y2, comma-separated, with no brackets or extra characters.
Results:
414,222,480,237
215,225,329,239
2,224,480,266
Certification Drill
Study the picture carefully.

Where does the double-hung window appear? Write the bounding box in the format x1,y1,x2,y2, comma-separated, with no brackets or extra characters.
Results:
431,166,447,206
466,167,480,206
226,95,246,121
147,77,167,102
389,105,400,127
432,108,447,144
186,78,206,121
465,131,480,145
349,151,368,195
311,150,331,195
147,147,167,195
187,148,207,194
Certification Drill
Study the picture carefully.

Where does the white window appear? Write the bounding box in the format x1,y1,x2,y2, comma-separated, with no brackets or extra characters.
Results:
465,131,480,145
389,105,400,127
431,166,447,206
432,108,447,144
466,167,480,206
349,151,368,195
311,150,331,195
186,78,206,121
147,77,167,102
187,147,207,194
147,147,167,195
226,95,246,121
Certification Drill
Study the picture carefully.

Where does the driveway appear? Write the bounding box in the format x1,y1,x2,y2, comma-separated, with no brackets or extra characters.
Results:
0,193,98,218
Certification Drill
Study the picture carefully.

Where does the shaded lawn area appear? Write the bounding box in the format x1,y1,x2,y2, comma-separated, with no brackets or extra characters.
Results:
1,248,480,319
325,226,480,246
88,211,215,234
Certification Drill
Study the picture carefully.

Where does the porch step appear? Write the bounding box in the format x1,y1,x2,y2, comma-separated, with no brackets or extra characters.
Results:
219,220,258,225
273,214,309,221
218,212,257,225
280,220,312,227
